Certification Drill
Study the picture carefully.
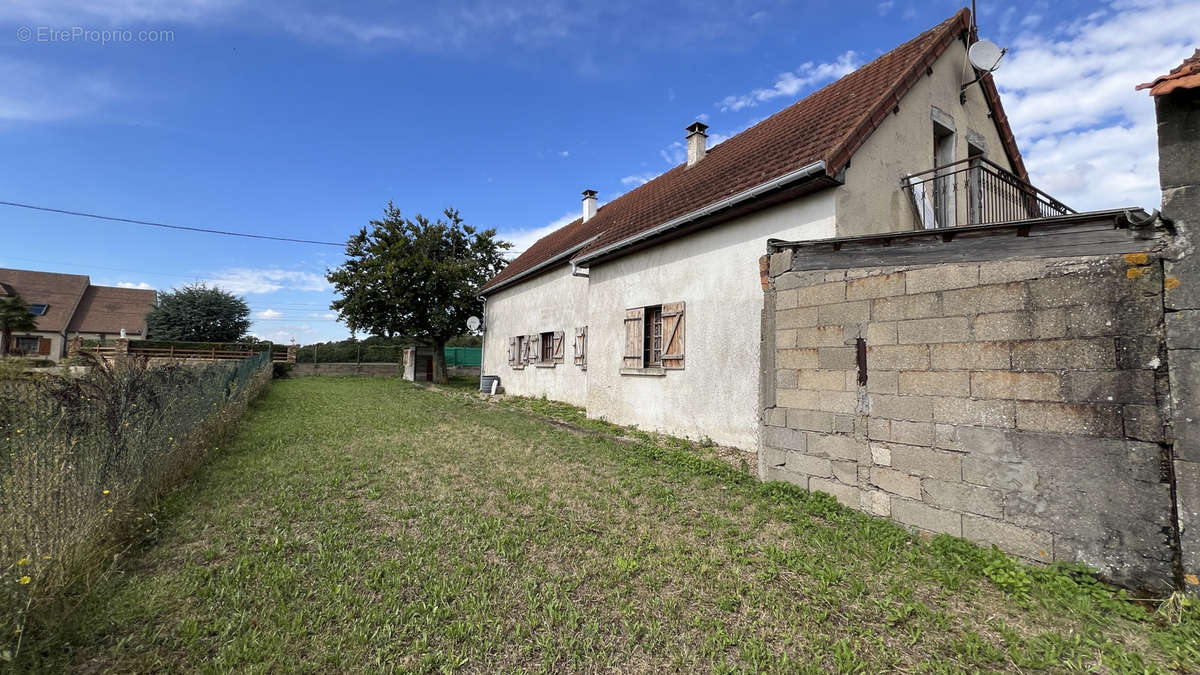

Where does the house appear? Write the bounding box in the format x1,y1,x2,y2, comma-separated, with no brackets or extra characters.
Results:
0,268,157,360
478,9,1069,450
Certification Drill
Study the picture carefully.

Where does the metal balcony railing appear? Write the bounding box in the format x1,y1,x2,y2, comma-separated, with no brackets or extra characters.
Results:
902,157,1074,229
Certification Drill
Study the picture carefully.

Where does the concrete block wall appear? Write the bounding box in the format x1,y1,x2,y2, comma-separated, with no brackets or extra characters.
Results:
762,252,1178,588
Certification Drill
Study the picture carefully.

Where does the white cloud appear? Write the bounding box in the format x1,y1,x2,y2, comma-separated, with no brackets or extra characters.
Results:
0,57,119,123
717,51,860,112
309,312,337,320
877,1,895,15
0,0,240,25
621,172,660,188
559,150,569,157
204,268,330,295
256,308,282,319
116,281,153,290
994,0,1200,211
660,140,685,165
499,211,578,259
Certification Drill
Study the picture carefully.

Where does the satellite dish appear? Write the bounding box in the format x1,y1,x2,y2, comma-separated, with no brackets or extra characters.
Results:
968,39,1006,72
466,316,480,332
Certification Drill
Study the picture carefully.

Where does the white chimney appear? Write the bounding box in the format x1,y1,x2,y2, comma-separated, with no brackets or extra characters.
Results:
686,121,708,167
582,189,597,222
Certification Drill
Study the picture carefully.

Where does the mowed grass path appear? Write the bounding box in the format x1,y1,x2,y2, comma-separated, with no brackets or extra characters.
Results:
19,378,1199,672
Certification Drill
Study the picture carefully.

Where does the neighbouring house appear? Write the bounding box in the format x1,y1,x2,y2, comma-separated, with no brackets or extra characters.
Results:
479,8,1072,449
0,268,156,360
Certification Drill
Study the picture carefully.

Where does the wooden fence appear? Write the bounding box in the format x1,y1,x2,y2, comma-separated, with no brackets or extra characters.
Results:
77,339,295,363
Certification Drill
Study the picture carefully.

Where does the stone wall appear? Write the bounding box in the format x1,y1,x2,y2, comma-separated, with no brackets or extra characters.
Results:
760,233,1182,589
291,362,401,378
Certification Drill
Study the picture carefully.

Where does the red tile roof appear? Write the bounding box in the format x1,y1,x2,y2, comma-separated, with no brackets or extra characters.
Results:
481,8,1025,294
1137,49,1200,96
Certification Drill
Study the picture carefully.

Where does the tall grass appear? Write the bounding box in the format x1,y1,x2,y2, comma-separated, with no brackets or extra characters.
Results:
0,352,270,653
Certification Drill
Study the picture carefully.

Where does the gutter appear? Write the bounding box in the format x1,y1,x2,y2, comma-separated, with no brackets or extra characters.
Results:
479,234,601,296
572,160,828,267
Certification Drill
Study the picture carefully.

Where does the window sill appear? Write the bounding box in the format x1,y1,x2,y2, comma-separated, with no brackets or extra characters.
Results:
535,363,557,368
620,367,665,376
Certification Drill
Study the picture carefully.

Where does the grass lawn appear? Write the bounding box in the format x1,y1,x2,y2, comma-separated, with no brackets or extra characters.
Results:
12,377,1199,672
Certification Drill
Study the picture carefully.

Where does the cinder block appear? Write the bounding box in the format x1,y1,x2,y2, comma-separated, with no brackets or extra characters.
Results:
870,394,933,421
962,515,1053,561
1063,370,1156,405
795,369,850,391
762,425,807,452
818,346,858,370
1166,310,1200,349
787,453,833,478
889,443,962,480
932,397,1015,428
873,293,941,321
775,271,828,291
776,368,798,389
897,317,970,344
972,312,1032,341
860,489,892,516
978,259,1048,285
794,326,848,348
1014,401,1123,437
922,479,1003,518
1032,309,1067,339
1029,274,1118,309
970,371,1063,401
866,322,898,345
942,283,1028,316
867,369,899,393
787,408,834,433
761,445,790,467
1117,337,1163,371
765,465,808,489
833,414,856,434
776,329,798,350
868,418,934,446
934,425,1016,457
891,499,962,535
868,345,930,370
1175,459,1200,578
900,370,969,397
1123,404,1164,442
809,477,861,508
777,348,819,369
962,455,1038,491
905,264,979,294
807,432,867,461
818,301,871,326
871,466,922,498
1065,302,1161,338
870,442,892,466
794,281,846,307
832,460,858,485
847,272,906,300
769,250,793,277
777,307,820,329
816,390,858,414
825,270,847,283
930,342,1010,370
776,288,800,311
764,407,787,427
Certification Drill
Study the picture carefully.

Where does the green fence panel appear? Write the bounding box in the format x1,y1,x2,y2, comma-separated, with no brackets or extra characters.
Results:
444,347,481,367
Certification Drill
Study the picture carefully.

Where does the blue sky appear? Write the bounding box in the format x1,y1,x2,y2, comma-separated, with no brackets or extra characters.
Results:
1,0,1196,344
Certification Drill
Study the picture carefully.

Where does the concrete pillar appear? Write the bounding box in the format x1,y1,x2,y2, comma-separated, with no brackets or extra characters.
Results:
1150,70,1200,592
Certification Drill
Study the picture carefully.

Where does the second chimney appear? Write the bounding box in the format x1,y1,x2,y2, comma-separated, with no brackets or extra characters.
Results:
582,189,597,222
686,121,708,167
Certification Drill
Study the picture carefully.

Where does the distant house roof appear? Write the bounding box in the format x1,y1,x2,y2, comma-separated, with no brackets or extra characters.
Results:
481,8,1025,294
0,268,156,335
68,285,156,335
0,268,90,333
1137,49,1200,96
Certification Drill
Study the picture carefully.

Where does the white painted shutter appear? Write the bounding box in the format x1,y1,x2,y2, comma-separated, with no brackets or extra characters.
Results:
508,336,516,367
623,308,644,369
662,301,685,370
527,333,539,364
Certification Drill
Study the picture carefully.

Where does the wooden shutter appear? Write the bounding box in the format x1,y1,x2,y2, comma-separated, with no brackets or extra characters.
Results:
574,326,587,368
508,337,516,367
527,333,539,364
552,331,564,364
662,301,685,369
38,337,51,355
623,308,644,369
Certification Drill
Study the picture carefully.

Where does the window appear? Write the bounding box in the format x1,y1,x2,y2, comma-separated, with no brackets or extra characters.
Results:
510,331,563,368
932,119,956,228
622,302,685,374
15,336,40,354
28,304,48,316
508,335,526,369
540,332,554,364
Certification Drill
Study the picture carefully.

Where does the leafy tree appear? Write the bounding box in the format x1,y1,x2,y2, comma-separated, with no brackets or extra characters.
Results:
146,284,251,342
327,205,508,383
0,293,37,357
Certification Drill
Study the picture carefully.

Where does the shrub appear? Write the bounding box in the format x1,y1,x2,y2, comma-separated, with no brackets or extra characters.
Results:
272,362,294,379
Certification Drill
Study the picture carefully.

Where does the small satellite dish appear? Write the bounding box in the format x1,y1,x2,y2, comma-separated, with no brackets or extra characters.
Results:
466,316,480,332
968,39,1005,72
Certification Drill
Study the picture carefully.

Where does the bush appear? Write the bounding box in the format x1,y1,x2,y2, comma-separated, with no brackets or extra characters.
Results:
272,362,294,379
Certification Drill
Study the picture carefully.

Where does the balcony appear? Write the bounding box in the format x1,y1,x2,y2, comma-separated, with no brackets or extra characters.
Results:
902,157,1073,229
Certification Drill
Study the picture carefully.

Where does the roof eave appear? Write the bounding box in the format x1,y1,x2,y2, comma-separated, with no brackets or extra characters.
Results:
479,235,599,296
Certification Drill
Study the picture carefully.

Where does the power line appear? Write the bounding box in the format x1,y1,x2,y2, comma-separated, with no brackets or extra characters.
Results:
0,200,346,246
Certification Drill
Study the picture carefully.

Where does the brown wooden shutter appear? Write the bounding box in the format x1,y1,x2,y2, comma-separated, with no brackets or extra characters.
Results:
623,308,644,369
38,337,51,355
515,336,526,369
527,333,539,364
552,331,564,364
574,326,587,368
508,337,516,367
662,301,685,369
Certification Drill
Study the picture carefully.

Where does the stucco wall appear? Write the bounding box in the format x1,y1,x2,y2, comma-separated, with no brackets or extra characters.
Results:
585,192,836,449
834,38,1015,236
482,264,590,406
9,332,64,360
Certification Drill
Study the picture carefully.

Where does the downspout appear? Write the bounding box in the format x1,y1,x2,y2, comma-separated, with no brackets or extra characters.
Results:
477,294,486,392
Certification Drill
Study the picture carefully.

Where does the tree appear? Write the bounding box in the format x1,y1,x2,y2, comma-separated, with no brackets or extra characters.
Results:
0,293,37,357
326,205,509,383
146,284,251,342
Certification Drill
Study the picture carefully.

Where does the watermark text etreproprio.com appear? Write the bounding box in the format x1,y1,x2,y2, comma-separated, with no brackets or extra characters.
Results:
16,26,175,45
